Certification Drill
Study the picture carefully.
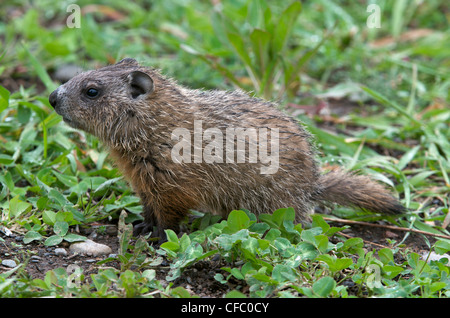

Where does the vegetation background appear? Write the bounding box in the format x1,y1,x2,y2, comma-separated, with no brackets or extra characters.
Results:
0,0,449,298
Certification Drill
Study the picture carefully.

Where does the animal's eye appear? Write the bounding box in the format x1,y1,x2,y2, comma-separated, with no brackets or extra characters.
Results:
85,88,99,98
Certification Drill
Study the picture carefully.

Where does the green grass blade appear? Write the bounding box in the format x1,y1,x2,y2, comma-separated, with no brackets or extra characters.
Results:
22,42,57,92
360,85,421,126
272,1,302,54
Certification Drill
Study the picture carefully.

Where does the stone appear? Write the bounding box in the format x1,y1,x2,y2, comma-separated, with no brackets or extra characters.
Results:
54,248,68,256
422,251,450,263
2,259,17,268
69,239,112,256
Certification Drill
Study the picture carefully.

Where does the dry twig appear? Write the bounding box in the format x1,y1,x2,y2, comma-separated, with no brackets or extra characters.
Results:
323,217,450,240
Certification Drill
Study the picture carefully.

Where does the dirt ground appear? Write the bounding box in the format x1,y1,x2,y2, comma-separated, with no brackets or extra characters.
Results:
0,221,244,297
0,213,439,298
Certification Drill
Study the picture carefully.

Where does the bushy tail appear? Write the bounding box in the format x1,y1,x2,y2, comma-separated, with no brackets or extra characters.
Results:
315,169,405,214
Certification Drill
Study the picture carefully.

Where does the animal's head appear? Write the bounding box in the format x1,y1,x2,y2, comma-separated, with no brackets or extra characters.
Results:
49,58,158,150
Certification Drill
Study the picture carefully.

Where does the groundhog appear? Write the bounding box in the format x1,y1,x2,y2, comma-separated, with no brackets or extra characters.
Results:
49,58,404,240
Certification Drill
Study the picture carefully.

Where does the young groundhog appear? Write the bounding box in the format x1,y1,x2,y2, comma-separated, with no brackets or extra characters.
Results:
49,58,404,240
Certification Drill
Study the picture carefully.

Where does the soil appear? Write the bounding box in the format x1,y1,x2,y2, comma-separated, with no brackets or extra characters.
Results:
0,221,247,297
0,213,439,298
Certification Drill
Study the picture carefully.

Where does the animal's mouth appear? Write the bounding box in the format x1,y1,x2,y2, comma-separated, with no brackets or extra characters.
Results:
61,116,79,129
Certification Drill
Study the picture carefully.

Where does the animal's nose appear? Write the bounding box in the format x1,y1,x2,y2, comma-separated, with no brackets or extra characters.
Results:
49,89,59,108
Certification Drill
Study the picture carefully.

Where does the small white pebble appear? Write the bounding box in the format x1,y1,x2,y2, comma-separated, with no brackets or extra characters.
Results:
422,251,450,263
69,239,112,256
54,248,68,256
2,259,17,268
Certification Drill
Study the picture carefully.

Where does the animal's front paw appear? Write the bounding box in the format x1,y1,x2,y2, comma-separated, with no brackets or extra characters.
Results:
132,221,167,244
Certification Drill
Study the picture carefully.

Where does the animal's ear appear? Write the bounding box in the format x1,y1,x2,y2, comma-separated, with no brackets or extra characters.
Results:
127,71,154,99
117,58,139,66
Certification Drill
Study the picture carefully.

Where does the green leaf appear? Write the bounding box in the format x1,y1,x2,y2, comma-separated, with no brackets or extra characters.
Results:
241,237,259,260
93,176,123,194
44,235,63,246
17,103,31,123
171,286,193,298
435,240,450,255
296,241,319,260
429,282,447,294
0,171,14,192
272,264,297,283
315,234,330,254
272,207,295,226
250,28,270,75
317,254,353,272
53,171,78,188
342,237,365,255
412,219,446,236
312,276,336,297
265,228,281,242
274,237,293,255
165,229,179,244
306,123,375,157
179,233,191,253
19,100,48,119
378,248,395,265
285,28,332,90
392,0,408,38
257,238,270,250
397,145,420,170
142,269,156,281
48,189,69,208
214,229,250,251
9,195,32,219
361,85,421,125
180,44,245,90
160,241,180,253
252,273,277,285
407,252,420,269
225,210,251,233
272,1,302,54
0,85,10,113
22,42,57,91
225,31,257,84
225,290,247,298
56,210,74,223
382,265,404,279
23,231,43,244
300,227,322,245
44,40,71,56
63,233,86,243
312,214,330,233
36,197,50,210
42,210,57,226
230,268,245,280
0,154,14,165
53,221,69,237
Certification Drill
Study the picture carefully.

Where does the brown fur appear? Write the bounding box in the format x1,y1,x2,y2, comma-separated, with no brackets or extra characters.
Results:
49,58,405,240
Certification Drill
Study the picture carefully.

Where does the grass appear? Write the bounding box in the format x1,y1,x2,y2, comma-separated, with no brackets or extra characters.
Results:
0,0,449,298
